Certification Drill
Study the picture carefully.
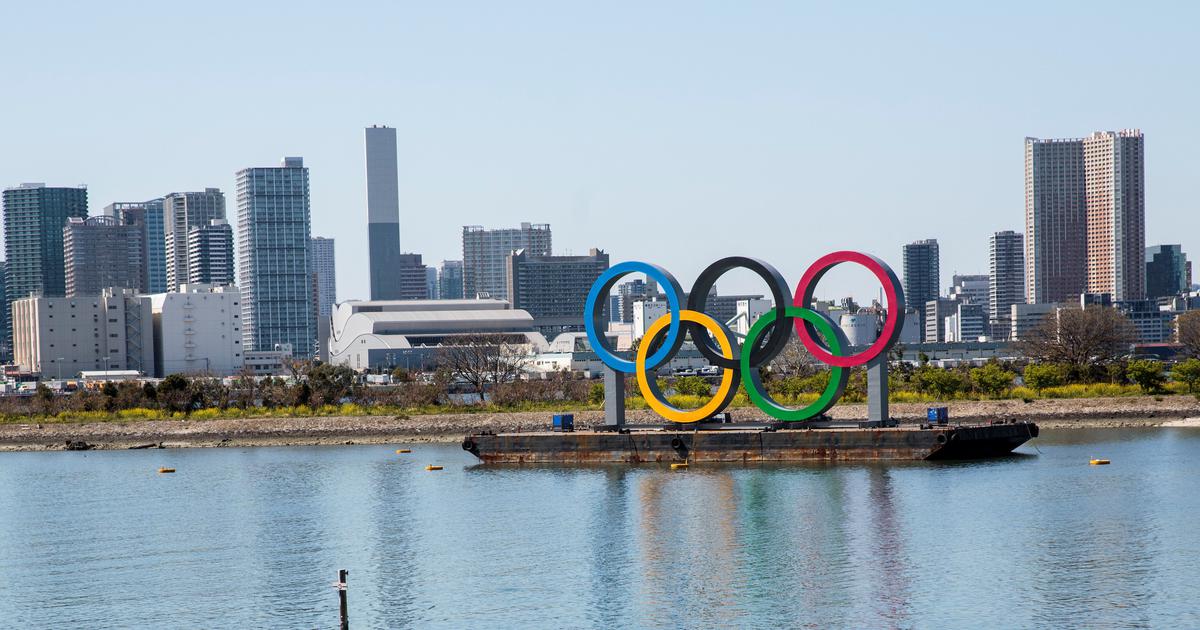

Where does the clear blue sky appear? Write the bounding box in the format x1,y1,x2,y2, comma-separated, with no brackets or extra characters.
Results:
2,1,1196,303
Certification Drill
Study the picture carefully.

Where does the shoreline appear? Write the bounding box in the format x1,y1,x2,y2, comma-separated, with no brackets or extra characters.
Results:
2,395,1199,451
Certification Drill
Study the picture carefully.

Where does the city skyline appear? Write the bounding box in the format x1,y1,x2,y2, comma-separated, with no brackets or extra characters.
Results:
1,3,1198,303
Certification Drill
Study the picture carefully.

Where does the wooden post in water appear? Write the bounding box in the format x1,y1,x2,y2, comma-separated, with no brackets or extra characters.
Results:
337,569,349,629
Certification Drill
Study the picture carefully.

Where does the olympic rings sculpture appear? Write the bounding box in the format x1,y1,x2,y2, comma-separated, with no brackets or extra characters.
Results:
583,252,906,424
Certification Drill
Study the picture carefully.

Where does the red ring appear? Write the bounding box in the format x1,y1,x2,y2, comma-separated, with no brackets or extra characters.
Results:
792,251,904,368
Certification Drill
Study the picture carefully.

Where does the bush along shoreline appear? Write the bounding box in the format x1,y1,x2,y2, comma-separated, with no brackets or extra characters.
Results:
2,356,1199,425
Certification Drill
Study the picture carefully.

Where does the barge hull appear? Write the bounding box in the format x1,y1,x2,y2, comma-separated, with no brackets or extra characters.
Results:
463,422,1039,464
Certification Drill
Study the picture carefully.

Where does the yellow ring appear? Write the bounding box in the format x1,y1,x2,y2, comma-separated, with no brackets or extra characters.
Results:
636,309,736,423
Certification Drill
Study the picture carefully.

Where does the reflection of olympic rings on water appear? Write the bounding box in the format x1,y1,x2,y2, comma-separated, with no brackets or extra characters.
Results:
582,252,906,423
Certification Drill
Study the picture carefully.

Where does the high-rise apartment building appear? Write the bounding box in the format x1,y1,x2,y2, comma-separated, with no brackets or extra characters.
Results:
1084,130,1145,300
506,248,610,337
438,260,464,300
1145,245,1191,300
3,183,88,345
103,199,167,294
163,189,226,290
63,216,145,297
365,125,403,300
0,262,8,361
1025,137,1087,303
988,230,1025,339
186,219,235,286
1025,130,1145,303
397,254,429,300
310,236,337,317
236,157,315,357
462,223,552,300
903,239,940,313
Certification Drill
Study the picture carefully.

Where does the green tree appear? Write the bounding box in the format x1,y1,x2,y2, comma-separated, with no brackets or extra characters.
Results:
970,363,1015,397
34,383,56,415
1127,359,1166,394
921,369,964,400
673,376,712,396
1023,363,1066,392
157,374,192,412
1171,358,1200,393
305,363,357,406
588,382,605,405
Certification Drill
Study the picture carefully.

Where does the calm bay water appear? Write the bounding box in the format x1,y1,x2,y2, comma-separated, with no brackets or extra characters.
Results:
1,428,1198,628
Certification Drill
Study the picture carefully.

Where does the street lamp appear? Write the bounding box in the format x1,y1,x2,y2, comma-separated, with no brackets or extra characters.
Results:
54,357,64,382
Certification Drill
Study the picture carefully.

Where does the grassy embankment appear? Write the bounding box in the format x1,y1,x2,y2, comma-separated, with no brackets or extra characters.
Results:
3,381,1195,425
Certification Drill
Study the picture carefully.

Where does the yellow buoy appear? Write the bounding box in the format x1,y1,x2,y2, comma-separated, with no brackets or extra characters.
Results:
425,465,443,471
670,462,688,470
1090,458,1110,466
158,467,176,474
395,449,411,454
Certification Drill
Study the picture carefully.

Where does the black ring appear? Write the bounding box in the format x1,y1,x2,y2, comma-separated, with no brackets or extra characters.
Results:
686,257,790,369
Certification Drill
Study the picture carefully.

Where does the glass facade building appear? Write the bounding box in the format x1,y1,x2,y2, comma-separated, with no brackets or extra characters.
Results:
236,158,314,357
3,183,88,345
103,199,168,294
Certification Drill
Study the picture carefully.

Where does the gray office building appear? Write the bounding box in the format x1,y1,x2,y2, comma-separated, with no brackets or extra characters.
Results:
187,219,235,287
506,248,610,337
63,216,145,297
366,125,403,300
103,199,167,294
924,297,958,344
463,222,552,300
425,267,439,300
1145,244,1191,300
236,157,315,357
438,260,464,300
163,189,226,290
616,279,652,323
988,230,1025,339
397,254,429,300
3,183,88,345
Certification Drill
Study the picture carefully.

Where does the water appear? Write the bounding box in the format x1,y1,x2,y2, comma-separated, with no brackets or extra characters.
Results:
1,428,1198,628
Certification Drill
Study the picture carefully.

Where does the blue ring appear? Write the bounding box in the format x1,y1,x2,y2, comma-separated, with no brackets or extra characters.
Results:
584,261,683,373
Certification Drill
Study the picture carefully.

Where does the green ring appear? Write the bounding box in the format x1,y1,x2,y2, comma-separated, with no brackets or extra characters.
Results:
742,306,849,421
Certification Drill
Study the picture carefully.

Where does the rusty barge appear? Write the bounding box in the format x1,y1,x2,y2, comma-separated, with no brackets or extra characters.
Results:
462,421,1040,464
